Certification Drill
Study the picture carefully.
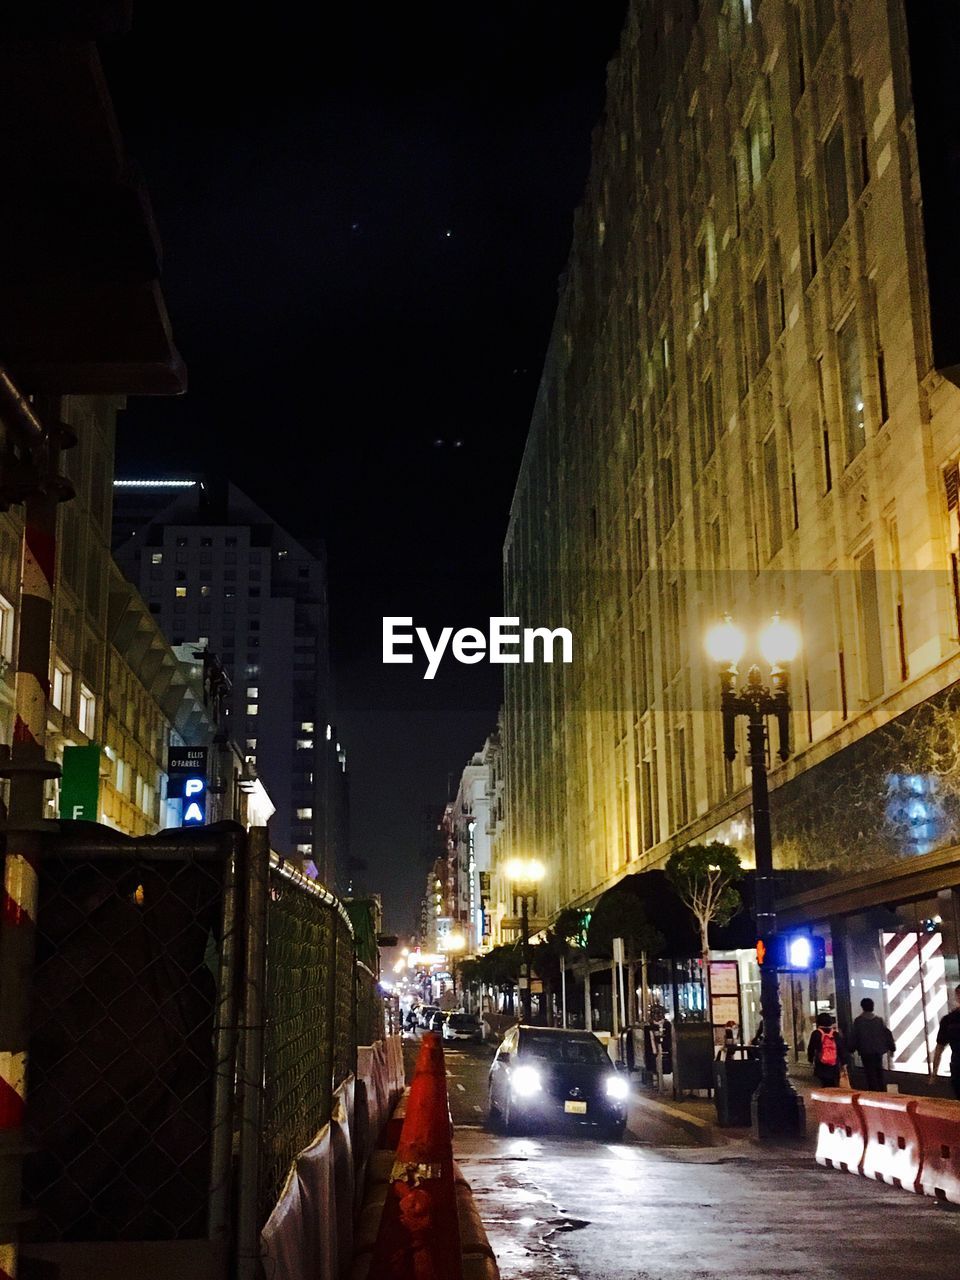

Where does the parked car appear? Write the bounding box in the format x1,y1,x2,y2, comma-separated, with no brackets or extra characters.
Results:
417,1005,441,1029
442,1012,484,1043
487,1025,628,1140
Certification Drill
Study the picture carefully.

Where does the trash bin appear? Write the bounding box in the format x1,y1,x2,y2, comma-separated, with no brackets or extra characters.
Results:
713,1046,762,1127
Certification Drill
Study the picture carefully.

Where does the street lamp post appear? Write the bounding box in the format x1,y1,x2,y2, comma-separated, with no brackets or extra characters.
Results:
705,614,806,1141
505,857,545,1024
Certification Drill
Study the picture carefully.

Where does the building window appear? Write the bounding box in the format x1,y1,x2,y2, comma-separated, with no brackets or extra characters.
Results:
823,120,848,249
200,536,213,547
297,737,314,750
78,685,96,737
301,721,314,732
659,455,676,536
675,725,689,827
856,546,884,701
296,807,313,820
247,686,259,698
0,594,14,662
296,843,313,856
763,431,783,557
176,536,188,547
747,90,774,189
837,312,865,464
833,578,848,722
246,703,258,716
51,660,72,713
701,372,717,461
175,586,187,598
151,552,163,565
200,585,211,597
754,268,771,369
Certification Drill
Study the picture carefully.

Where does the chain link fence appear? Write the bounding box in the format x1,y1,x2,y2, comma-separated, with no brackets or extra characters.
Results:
258,858,360,1222
13,824,386,1270
356,961,385,1048
23,832,239,1244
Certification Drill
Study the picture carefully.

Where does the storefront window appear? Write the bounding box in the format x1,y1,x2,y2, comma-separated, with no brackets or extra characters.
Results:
846,892,960,1076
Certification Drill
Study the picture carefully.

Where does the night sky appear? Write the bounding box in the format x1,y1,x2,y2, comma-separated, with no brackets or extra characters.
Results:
104,2,628,929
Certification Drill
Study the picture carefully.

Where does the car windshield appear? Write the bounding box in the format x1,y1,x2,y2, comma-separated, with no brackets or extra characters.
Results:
520,1033,610,1066
450,1015,478,1027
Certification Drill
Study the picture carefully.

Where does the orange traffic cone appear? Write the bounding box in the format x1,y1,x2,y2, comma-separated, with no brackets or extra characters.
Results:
367,1032,463,1280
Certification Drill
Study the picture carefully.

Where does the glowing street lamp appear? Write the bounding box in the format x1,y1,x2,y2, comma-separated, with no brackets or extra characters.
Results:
506,857,545,1024
705,612,804,1140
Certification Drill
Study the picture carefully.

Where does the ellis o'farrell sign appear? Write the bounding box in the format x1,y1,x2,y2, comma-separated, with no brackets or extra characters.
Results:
382,616,573,680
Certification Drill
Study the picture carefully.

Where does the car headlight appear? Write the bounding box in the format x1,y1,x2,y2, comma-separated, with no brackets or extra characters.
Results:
605,1074,629,1101
510,1065,542,1097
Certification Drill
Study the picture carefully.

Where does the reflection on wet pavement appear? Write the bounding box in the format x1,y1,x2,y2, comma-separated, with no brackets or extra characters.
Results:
439,1041,960,1280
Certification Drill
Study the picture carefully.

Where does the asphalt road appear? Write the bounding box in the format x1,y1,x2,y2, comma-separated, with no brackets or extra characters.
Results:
408,1036,960,1280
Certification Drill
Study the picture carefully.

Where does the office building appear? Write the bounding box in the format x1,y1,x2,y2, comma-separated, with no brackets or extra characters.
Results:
499,1,960,1085
113,478,346,880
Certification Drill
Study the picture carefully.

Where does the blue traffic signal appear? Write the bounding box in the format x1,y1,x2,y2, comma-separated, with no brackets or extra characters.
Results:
757,932,826,972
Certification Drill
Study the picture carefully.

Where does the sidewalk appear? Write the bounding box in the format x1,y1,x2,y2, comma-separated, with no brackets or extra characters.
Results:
631,1059,821,1149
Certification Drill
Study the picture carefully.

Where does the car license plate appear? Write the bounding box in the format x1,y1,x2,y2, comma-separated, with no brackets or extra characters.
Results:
564,1100,587,1114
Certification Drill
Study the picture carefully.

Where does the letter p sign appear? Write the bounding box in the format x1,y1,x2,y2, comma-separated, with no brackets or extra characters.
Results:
183,776,206,826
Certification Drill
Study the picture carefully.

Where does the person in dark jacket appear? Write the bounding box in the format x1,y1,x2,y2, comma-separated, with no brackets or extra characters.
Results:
807,1011,847,1086
850,997,896,1091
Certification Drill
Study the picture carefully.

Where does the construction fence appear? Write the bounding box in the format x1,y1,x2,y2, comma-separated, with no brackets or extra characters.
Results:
3,821,389,1279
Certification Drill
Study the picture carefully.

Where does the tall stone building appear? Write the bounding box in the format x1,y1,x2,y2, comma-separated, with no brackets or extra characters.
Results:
500,0,960,1070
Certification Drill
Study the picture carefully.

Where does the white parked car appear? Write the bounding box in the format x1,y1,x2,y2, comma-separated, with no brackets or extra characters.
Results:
442,1012,484,1043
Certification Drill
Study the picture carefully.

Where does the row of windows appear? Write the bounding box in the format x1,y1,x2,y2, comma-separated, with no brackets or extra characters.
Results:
51,657,97,737
112,755,159,820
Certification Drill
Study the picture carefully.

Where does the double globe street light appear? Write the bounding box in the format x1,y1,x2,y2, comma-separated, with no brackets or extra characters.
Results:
505,857,545,1024
705,613,806,1140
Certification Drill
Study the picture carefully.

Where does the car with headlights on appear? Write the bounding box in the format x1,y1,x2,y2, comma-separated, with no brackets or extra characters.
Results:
487,1025,628,1140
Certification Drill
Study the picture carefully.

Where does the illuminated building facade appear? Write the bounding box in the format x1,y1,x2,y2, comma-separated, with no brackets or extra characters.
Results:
113,478,347,883
499,1,960,1083
444,732,500,955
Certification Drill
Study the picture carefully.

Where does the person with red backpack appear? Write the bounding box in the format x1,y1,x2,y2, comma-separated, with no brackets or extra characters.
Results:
807,1011,848,1086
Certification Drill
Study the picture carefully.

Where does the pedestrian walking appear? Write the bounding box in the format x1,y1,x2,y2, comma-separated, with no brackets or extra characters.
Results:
932,983,960,1098
850,997,896,1092
807,1011,847,1087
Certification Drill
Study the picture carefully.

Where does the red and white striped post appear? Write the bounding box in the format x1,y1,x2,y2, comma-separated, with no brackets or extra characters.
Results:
0,482,61,1280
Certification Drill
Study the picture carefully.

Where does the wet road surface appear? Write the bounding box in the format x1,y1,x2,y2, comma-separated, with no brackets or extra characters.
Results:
420,1037,960,1280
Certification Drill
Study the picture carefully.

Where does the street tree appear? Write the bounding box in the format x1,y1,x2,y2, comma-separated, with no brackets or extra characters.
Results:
587,887,664,960
665,841,743,1016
